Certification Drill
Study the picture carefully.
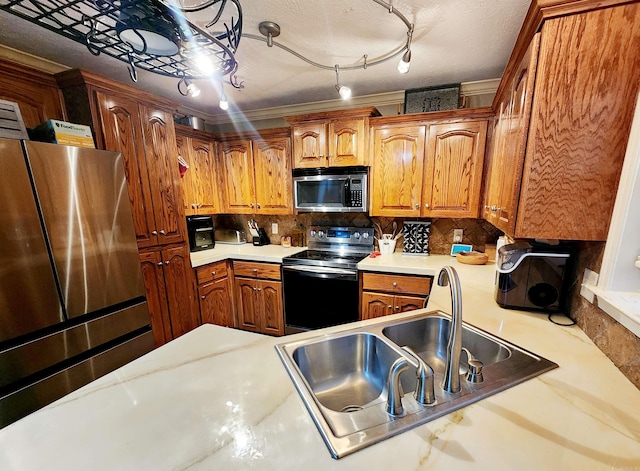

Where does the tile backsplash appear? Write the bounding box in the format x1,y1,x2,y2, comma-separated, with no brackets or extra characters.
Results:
213,214,501,255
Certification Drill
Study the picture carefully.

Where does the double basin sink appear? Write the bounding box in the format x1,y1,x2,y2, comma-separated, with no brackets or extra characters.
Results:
275,310,557,459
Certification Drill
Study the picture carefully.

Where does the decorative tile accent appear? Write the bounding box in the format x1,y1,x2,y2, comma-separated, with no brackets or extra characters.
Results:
402,221,431,254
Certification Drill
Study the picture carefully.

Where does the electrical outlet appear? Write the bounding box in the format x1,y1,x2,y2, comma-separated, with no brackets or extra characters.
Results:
580,268,599,304
271,222,278,235
453,229,463,243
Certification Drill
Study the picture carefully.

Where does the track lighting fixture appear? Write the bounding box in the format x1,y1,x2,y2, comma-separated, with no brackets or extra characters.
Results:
397,26,414,74
219,87,229,110
334,65,352,100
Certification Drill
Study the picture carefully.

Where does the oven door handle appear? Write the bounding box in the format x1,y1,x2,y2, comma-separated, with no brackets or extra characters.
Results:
283,265,358,280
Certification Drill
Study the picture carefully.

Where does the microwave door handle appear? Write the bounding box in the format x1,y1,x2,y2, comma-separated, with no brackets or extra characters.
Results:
344,179,350,207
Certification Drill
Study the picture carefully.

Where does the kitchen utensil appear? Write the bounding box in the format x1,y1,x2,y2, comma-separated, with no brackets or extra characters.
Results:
247,220,259,237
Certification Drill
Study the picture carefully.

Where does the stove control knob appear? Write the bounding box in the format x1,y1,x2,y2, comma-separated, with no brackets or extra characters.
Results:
354,232,361,239
318,230,325,239
310,230,316,238
362,232,369,239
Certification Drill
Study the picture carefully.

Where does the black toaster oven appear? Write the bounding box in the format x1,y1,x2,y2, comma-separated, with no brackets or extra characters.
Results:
186,215,215,252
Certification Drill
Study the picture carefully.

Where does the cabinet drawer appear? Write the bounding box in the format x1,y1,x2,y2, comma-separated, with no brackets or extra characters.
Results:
196,261,228,285
361,272,431,296
233,261,281,280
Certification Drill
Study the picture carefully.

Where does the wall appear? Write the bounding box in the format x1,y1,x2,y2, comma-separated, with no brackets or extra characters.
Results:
214,214,501,255
567,242,640,389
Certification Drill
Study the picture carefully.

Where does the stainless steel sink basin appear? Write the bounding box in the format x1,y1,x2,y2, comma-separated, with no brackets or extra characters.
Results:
276,310,558,459
382,316,511,374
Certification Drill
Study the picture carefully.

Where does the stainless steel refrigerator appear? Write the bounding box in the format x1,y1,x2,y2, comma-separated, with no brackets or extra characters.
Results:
0,138,154,428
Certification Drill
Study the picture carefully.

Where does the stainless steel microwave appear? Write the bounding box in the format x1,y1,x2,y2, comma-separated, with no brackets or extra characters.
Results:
293,166,368,212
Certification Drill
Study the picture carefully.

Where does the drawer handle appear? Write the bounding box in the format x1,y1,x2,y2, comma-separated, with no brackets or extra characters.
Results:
392,282,397,287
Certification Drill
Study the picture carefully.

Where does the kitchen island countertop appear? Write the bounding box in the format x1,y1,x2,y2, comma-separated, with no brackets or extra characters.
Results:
1,259,639,470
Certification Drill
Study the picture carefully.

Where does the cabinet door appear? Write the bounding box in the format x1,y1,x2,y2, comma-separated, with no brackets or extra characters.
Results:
190,137,218,214
139,249,172,347
491,34,540,234
199,277,234,328
162,244,199,338
516,6,640,240
259,280,284,336
176,134,197,216
423,120,487,218
329,118,367,166
253,137,292,214
370,126,426,216
395,295,427,313
361,292,395,320
140,106,185,245
292,122,328,168
234,277,260,332
0,75,65,128
96,91,158,248
218,140,256,213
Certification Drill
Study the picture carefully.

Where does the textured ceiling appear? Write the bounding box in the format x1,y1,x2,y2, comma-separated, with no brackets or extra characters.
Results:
0,0,530,120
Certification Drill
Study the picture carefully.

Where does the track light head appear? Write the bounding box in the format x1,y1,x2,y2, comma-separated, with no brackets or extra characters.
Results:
336,84,352,100
397,49,411,74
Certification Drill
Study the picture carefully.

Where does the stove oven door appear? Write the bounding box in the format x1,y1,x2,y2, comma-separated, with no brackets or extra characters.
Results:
282,265,359,334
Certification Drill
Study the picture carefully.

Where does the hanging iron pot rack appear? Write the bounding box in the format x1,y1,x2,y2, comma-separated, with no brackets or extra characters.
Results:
0,0,243,87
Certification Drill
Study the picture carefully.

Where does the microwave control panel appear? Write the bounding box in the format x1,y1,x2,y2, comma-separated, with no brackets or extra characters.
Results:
348,178,363,207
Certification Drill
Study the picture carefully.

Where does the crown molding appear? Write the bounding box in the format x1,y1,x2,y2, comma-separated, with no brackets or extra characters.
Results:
0,44,68,74
181,78,500,126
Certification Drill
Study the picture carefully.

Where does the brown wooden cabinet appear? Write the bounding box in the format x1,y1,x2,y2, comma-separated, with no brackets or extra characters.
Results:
195,261,234,328
140,244,199,347
286,107,380,168
370,118,488,218
175,125,219,216
484,4,640,240
360,272,432,320
216,129,292,215
0,58,66,128
233,261,284,336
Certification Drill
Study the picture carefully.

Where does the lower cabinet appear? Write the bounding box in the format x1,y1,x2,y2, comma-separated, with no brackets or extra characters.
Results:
233,261,284,336
196,261,234,328
140,244,199,346
360,272,432,320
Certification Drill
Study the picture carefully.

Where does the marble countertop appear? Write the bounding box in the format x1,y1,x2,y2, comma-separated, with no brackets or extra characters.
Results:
1,260,640,470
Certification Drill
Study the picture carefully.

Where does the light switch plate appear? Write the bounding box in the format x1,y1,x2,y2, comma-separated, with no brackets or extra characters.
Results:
580,268,599,304
271,223,278,235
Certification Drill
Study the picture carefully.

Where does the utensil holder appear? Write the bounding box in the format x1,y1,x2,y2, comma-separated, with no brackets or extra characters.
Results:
379,239,396,254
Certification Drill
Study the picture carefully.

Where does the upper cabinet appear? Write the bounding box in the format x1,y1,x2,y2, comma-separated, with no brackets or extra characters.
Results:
0,58,66,128
286,107,380,168
370,115,489,218
216,128,292,215
175,125,219,216
484,3,640,240
56,70,185,248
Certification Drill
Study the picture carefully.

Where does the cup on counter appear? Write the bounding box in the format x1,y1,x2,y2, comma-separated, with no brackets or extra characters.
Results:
379,239,396,254
281,236,292,248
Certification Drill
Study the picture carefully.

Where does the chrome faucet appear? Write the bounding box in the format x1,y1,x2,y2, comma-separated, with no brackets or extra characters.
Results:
402,346,435,406
385,357,409,415
438,266,463,394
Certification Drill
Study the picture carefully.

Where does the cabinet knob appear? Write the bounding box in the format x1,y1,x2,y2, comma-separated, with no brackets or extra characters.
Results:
392,282,397,287
257,288,262,292
164,260,170,265
253,268,258,273
191,203,196,209
415,203,419,209
151,230,158,236
388,305,393,310
319,154,323,158
250,203,254,208
156,262,163,266
395,306,400,311
201,295,205,299
159,230,166,235
424,203,430,209
212,271,216,276
257,203,261,209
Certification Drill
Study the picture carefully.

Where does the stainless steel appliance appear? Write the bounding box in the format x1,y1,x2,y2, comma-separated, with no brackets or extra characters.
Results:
215,228,247,245
282,226,374,334
0,138,153,428
293,166,368,213
495,241,572,312
186,215,215,252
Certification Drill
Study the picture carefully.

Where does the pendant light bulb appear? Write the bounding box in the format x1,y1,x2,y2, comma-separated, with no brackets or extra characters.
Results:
186,82,201,97
195,54,214,75
336,84,352,100
219,91,229,110
397,49,411,74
